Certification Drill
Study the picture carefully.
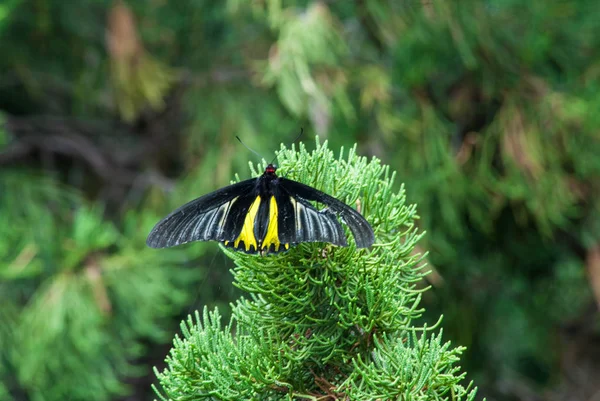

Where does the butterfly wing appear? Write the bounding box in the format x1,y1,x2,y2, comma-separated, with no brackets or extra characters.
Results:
147,175,375,252
278,178,375,248
273,184,347,247
146,178,257,248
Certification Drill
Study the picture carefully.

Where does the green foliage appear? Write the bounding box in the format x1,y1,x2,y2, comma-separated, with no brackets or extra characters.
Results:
375,2,600,391
258,2,351,122
107,1,179,121
0,0,22,29
155,139,478,400
387,0,600,234
2,0,599,399
343,331,474,400
0,171,201,401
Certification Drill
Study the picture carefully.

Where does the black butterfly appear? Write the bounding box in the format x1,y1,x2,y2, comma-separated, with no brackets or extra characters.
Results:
146,164,375,255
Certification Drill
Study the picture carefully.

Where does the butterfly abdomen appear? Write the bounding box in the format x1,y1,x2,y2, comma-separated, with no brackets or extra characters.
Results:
223,192,290,254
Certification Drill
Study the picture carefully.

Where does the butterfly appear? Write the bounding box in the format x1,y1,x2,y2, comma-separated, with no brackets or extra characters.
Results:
146,163,375,255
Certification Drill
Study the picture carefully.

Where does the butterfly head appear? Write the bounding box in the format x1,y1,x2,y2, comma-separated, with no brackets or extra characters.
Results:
265,164,278,175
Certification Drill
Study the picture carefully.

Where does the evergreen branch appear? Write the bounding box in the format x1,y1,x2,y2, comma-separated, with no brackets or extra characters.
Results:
155,137,478,400
0,170,201,401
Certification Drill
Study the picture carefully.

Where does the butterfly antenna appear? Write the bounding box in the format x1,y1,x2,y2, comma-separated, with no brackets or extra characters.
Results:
292,127,304,144
269,127,304,165
236,136,265,161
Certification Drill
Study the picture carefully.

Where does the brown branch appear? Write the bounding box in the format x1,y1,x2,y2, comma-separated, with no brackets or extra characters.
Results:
1,115,175,190
355,0,384,52
0,141,33,164
586,244,600,311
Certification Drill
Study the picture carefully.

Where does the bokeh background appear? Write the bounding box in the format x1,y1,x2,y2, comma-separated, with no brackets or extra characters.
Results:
1,1,600,400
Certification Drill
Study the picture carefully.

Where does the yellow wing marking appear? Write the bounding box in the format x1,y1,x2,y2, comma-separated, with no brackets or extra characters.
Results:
261,196,282,252
233,196,261,252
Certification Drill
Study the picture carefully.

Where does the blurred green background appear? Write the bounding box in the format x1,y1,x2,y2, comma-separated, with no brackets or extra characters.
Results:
1,0,600,400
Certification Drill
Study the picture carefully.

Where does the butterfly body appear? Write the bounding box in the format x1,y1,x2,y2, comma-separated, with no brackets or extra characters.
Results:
147,164,374,255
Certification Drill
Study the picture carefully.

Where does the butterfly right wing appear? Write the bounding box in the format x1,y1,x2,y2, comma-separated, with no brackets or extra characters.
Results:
274,185,348,248
278,178,374,249
146,179,257,248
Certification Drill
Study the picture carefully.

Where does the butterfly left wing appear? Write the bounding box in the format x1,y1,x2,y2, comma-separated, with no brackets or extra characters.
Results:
147,179,257,248
278,178,375,249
